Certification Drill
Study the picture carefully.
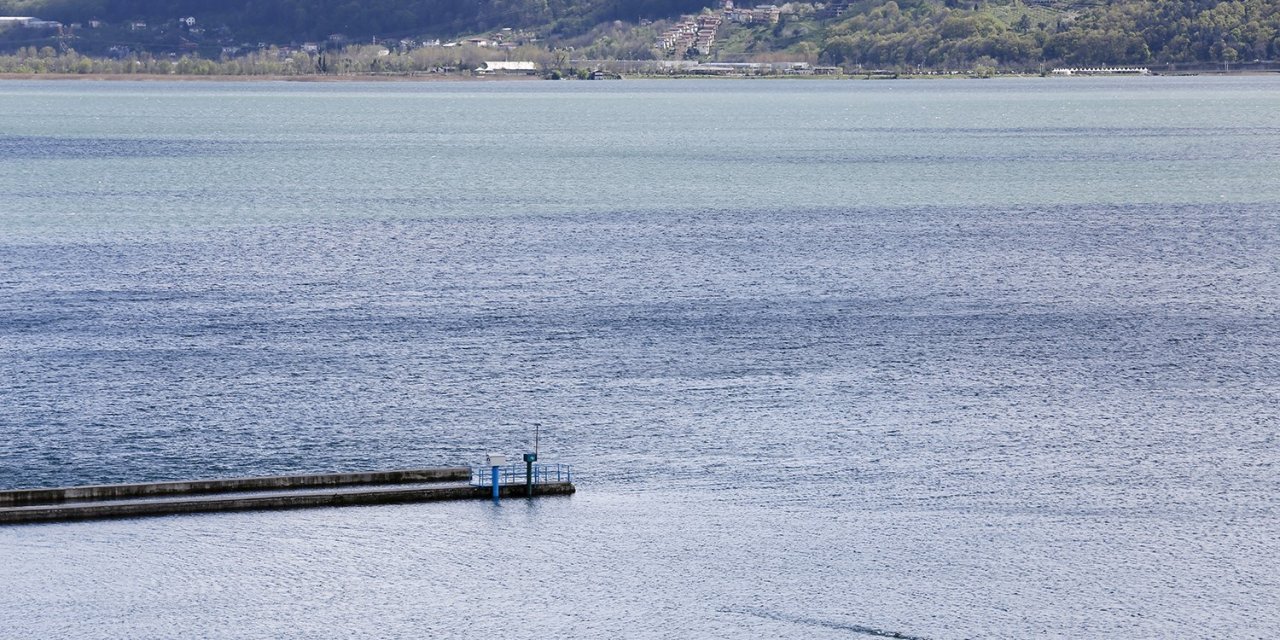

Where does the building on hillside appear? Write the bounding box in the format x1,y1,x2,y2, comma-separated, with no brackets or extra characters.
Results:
725,5,781,24
1,16,62,29
658,16,698,53
657,14,724,56
694,16,722,55
818,1,851,18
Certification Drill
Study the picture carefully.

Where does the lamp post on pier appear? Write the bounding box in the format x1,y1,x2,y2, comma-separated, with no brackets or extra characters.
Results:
524,422,540,497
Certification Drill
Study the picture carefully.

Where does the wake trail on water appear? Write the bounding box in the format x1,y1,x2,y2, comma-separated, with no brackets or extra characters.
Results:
721,606,932,639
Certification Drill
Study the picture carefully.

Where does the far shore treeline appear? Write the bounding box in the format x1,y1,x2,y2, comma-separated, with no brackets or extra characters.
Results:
1,0,1278,75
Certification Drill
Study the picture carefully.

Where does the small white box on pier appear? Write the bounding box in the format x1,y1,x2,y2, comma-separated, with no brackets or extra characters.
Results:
485,453,506,467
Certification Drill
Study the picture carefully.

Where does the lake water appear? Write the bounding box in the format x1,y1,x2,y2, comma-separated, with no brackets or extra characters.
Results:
1,77,1278,638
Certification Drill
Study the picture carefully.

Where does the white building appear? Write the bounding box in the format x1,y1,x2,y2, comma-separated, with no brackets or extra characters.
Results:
475,61,538,75
1,16,61,29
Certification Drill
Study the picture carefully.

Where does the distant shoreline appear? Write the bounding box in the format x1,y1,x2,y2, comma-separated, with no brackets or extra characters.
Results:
0,72,538,82
2,70,1275,82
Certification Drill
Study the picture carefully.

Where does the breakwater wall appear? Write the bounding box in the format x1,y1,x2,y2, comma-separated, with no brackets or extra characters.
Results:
0,467,472,507
0,467,575,524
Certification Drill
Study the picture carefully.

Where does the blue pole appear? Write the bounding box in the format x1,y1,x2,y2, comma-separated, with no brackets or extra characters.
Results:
491,465,500,504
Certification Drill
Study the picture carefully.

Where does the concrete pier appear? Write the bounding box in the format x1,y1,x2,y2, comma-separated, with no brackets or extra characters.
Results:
0,467,472,507
0,467,575,524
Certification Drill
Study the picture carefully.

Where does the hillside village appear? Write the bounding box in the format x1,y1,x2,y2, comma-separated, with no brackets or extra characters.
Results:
657,2,793,57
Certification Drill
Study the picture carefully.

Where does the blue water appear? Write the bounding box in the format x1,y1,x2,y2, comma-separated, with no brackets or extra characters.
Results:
1,77,1278,638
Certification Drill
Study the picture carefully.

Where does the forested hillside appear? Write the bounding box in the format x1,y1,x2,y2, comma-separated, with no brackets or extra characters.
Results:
1,0,1278,69
0,0,705,40
818,0,1280,67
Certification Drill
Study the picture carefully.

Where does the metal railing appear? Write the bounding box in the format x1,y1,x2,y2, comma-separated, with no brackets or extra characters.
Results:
471,463,573,487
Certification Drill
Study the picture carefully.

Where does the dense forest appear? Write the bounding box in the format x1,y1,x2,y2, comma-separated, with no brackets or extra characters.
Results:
1,0,1278,69
819,0,1280,68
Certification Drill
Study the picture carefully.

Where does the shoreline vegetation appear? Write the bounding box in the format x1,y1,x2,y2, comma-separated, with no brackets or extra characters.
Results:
1,44,1275,82
2,67,1276,82
0,71,540,81
1,41,1275,82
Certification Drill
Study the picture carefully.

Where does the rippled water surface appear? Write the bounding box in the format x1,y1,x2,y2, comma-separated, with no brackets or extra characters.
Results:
1,78,1278,638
